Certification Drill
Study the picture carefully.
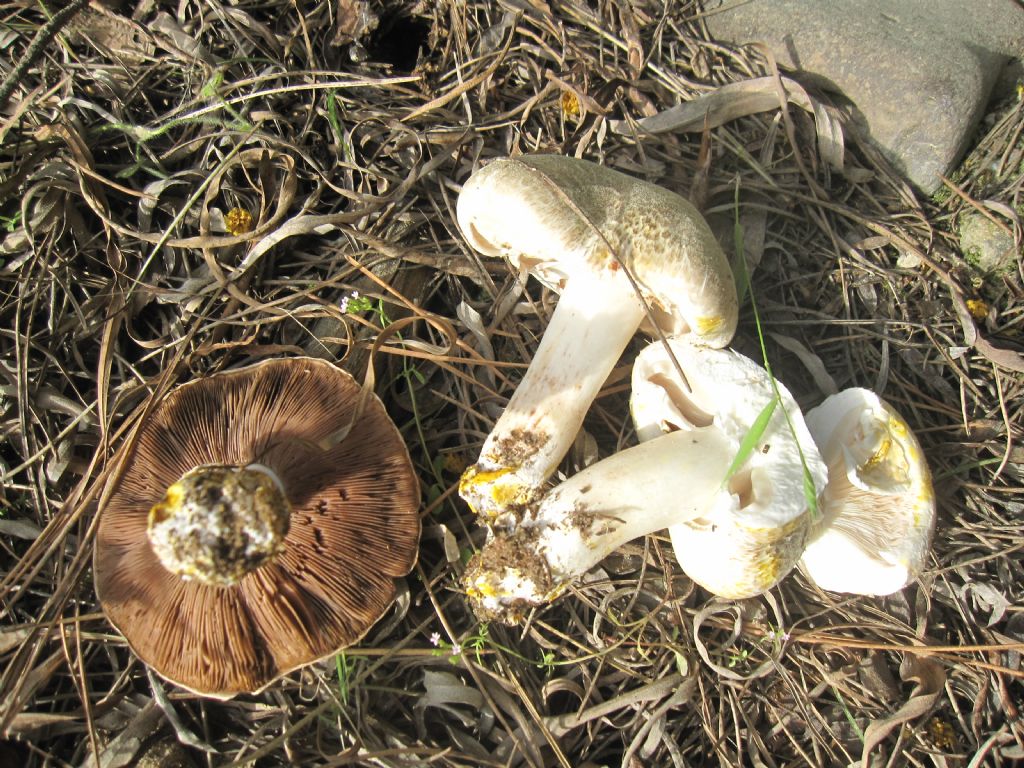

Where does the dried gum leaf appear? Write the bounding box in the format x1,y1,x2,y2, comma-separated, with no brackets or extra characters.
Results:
768,332,838,397
544,674,685,736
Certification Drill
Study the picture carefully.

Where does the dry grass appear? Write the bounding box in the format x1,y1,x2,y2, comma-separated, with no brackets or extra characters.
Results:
1,1,1022,766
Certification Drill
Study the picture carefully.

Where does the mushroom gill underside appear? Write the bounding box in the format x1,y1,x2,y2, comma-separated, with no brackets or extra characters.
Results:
95,359,421,696
799,388,935,595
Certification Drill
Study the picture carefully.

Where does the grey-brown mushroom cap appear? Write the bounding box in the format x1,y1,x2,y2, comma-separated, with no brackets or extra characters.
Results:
458,154,738,347
94,358,421,698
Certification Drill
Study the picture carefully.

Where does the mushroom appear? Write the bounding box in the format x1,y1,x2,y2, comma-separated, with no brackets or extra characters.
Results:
457,154,738,526
94,358,420,698
464,428,737,621
630,338,828,599
464,339,826,621
798,388,935,595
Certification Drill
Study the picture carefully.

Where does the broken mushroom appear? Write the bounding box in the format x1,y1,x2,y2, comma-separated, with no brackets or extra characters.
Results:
457,154,738,526
463,338,827,621
94,358,420,698
464,427,736,622
630,338,828,599
798,388,935,595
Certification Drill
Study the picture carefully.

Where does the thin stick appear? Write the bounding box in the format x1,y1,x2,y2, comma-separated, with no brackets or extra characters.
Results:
0,0,91,109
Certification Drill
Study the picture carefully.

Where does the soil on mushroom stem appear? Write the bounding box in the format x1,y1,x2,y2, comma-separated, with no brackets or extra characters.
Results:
1,1,1021,766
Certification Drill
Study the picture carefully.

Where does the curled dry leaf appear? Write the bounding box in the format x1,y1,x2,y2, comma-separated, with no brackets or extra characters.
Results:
415,670,485,729
692,596,788,682
544,674,687,737
611,76,846,171
860,655,945,763
768,332,839,397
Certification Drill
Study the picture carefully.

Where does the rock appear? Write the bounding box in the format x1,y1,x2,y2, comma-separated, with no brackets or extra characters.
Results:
703,0,1024,193
959,212,1018,274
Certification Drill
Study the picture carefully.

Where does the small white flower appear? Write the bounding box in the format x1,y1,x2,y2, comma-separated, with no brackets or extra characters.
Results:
339,290,360,313
429,632,441,647
450,643,462,655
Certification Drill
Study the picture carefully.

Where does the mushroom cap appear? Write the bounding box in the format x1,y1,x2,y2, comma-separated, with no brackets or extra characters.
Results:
457,154,738,348
799,388,935,595
631,338,827,598
94,358,420,698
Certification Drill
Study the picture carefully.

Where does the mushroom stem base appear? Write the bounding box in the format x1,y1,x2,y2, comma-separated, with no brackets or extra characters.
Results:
465,428,734,622
147,464,291,586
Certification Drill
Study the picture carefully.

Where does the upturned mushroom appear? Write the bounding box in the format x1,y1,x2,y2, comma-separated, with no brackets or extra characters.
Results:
94,358,420,698
630,338,828,599
457,154,738,527
464,339,826,621
798,388,935,595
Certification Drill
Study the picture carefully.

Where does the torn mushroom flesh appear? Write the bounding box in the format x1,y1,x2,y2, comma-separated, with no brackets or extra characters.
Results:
630,338,828,599
799,388,935,595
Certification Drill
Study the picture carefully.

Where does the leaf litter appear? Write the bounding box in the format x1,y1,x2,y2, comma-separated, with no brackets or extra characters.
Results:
1,1,1023,766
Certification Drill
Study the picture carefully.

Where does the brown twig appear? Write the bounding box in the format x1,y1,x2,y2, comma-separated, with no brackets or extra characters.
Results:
0,0,91,110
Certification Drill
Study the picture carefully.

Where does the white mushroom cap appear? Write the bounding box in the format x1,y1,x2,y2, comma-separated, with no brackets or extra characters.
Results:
798,388,935,595
631,338,828,598
458,155,738,526
458,155,738,345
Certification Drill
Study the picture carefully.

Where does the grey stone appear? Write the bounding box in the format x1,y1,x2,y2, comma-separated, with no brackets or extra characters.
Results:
704,0,1024,193
959,212,1018,274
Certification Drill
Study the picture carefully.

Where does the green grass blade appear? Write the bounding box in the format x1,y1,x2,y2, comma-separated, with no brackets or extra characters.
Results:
720,396,777,489
335,653,350,707
731,179,820,518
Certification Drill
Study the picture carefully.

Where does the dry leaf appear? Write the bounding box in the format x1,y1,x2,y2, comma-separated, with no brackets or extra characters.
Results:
334,0,380,46
769,332,839,397
67,6,154,62
546,674,686,736
860,654,945,763
415,670,486,729
611,76,846,171
0,519,42,541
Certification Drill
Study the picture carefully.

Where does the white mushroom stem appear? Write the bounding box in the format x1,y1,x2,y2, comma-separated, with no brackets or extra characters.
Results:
465,428,733,621
459,266,645,526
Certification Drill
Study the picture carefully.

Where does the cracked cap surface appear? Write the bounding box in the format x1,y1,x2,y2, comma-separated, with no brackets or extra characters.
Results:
457,154,739,348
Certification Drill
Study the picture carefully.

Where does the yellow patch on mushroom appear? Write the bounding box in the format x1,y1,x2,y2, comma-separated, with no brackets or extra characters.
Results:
149,482,184,525
693,315,724,336
459,465,538,521
753,553,781,589
467,578,498,599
